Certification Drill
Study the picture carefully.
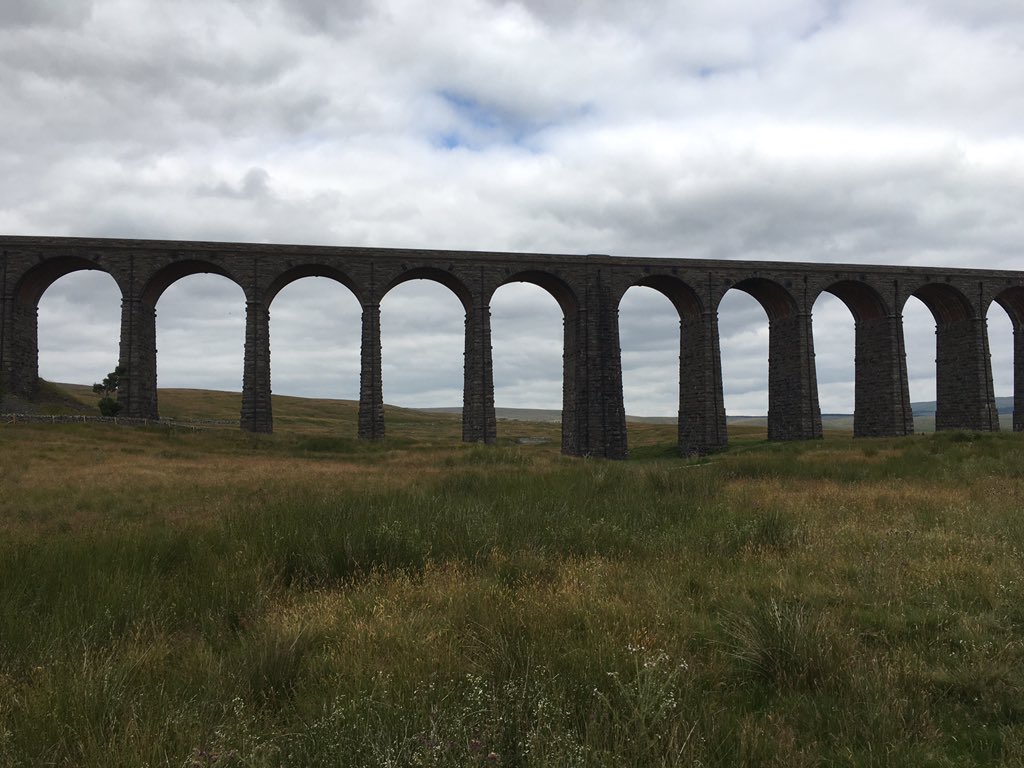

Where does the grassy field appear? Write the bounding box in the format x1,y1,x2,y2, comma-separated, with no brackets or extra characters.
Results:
2,387,1024,766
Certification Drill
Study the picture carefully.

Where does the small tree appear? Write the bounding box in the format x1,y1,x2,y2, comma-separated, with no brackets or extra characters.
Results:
93,365,126,417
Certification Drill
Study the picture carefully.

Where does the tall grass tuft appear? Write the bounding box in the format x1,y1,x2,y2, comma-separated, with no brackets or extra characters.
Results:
723,598,843,692
589,643,699,766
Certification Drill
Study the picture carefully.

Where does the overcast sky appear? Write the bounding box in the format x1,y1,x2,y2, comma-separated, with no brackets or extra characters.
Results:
5,0,1023,416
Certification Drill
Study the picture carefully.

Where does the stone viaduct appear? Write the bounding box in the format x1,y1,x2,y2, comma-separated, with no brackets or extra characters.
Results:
2,235,1023,458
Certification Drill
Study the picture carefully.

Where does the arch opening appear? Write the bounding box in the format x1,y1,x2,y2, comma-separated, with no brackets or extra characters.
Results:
37,270,122,395
385,267,472,313
380,279,464,421
721,278,821,441
155,274,246,417
618,284,683,448
988,288,1020,430
994,287,1024,329
498,271,578,318
823,280,888,323
718,289,770,430
909,283,973,325
142,260,240,308
811,291,855,421
731,277,798,321
633,275,703,317
490,282,565,437
15,257,117,308
902,295,936,423
492,272,578,452
269,277,362,402
266,265,362,306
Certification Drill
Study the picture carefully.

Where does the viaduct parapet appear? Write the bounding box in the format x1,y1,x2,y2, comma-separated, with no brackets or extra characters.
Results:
2,235,1023,457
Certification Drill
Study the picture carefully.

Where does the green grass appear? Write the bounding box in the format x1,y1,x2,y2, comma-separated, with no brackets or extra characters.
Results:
2,387,1024,765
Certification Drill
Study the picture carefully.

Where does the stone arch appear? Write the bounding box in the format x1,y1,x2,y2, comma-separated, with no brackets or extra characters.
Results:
905,283,997,431
820,280,889,321
140,260,245,308
617,284,679,418
6,257,124,397
383,267,473,312
241,265,366,435
728,277,799,319
379,276,466,405
816,280,911,437
497,270,579,317
13,256,123,307
992,286,1024,328
992,286,1024,432
493,270,579,454
265,264,363,307
906,282,974,323
264,270,363,401
119,262,247,423
353,268,484,445
154,271,246,389
630,274,704,316
721,277,820,441
618,275,725,454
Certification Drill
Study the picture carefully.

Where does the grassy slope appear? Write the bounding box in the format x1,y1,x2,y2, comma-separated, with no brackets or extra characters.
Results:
2,387,1024,766
40,381,1016,431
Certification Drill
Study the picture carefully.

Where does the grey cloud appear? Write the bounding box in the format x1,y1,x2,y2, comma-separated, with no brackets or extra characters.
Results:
15,0,1024,416
272,0,371,35
0,0,92,29
198,168,273,200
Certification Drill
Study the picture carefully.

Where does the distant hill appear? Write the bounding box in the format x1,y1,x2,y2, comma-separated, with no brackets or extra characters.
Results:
428,399,1016,422
5,383,1015,433
910,396,1013,416
423,401,1016,433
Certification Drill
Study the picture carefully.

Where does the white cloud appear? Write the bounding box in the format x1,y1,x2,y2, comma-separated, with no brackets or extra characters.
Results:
10,0,1022,419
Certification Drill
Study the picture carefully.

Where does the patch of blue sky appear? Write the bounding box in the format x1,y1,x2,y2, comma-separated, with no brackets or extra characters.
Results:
437,131,463,150
440,90,505,131
800,0,845,41
433,89,581,152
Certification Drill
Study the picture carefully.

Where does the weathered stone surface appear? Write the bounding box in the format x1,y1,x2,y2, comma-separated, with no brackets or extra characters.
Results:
462,301,496,444
853,316,914,438
679,310,727,455
1016,326,1024,433
358,302,384,440
117,298,158,420
993,286,1024,434
3,235,1022,458
934,318,999,431
241,300,272,434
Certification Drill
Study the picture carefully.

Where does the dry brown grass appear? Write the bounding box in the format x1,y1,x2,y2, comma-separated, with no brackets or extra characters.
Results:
5,385,1024,766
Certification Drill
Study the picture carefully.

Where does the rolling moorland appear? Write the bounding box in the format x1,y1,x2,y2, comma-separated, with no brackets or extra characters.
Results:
2,384,1024,766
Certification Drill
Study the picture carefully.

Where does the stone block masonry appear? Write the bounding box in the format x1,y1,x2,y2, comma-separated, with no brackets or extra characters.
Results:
3,236,1023,458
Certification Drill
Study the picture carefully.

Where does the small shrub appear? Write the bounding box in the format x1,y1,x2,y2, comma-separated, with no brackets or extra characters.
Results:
98,396,123,417
92,365,125,416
